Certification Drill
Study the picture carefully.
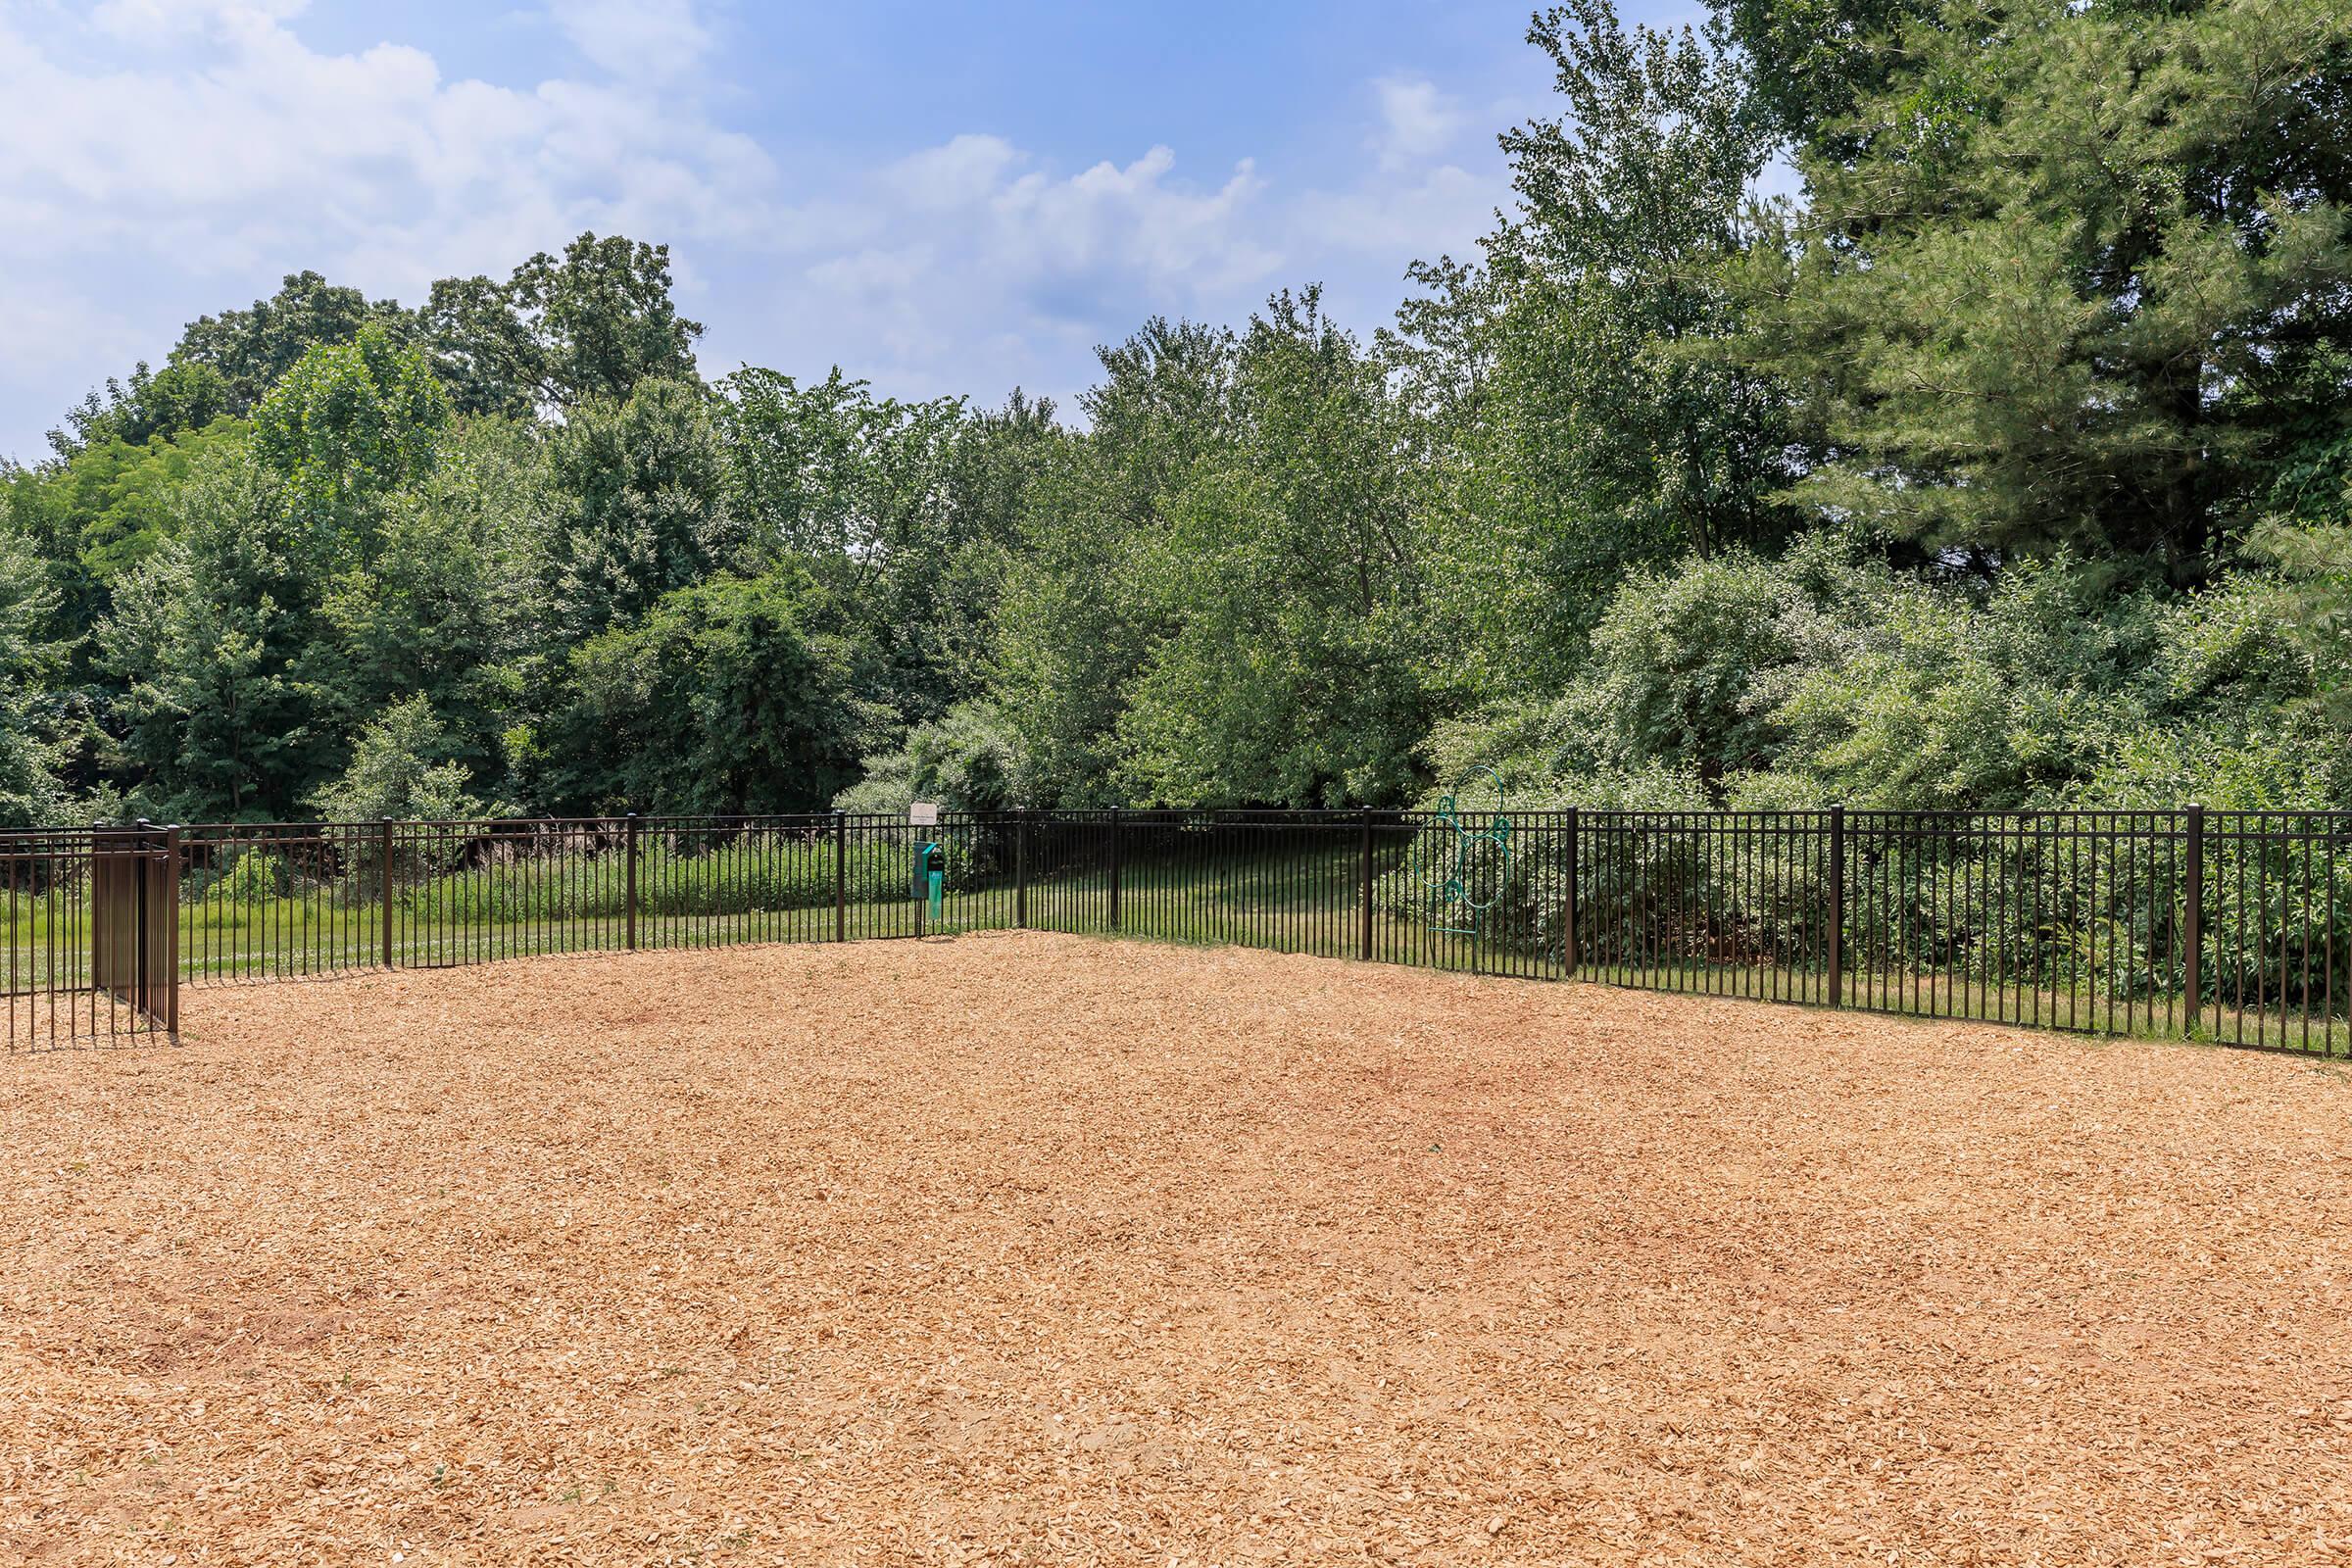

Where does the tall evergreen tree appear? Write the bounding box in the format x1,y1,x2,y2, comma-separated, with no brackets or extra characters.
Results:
1729,0,2352,581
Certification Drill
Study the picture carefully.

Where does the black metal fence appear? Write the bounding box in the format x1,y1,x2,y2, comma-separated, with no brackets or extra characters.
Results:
7,807,2349,1056
3,824,177,1051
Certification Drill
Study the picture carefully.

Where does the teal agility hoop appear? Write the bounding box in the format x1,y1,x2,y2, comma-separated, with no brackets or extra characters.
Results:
1428,765,1513,938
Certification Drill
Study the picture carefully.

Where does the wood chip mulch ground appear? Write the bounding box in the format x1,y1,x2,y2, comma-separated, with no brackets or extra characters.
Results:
5,931,2352,1566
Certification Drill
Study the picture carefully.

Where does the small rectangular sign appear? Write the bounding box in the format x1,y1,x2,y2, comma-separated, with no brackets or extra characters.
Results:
907,801,940,826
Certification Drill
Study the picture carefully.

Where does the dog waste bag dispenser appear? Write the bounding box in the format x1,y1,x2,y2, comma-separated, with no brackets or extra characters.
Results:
912,841,945,925
908,802,944,928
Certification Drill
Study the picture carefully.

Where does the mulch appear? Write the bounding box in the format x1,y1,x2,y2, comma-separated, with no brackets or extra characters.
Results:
5,931,2351,1565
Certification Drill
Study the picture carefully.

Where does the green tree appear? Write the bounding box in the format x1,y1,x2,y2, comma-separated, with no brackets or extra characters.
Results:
413,273,543,420
45,361,235,458
2249,471,2352,727
306,417,555,793
0,522,68,826
536,568,888,814
252,323,450,518
1731,0,2352,580
1395,0,1794,691
308,695,490,822
717,368,1024,726
1114,290,1428,806
1711,0,1934,147
832,701,1033,814
97,449,320,819
2,416,250,689
505,232,703,408
991,319,1238,805
546,376,733,640
169,270,405,414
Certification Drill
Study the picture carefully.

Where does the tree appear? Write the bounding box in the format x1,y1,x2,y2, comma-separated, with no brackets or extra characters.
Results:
308,695,489,822
2249,473,2352,726
6,416,248,640
0,523,68,826
97,450,321,819
252,323,450,519
545,376,733,640
718,368,1014,726
1394,0,1795,691
306,417,555,793
991,318,1238,805
925,390,1061,710
505,232,703,408
169,270,405,414
1711,0,1935,148
535,568,888,815
1113,290,1429,806
832,701,1033,814
413,273,543,420
1730,0,2352,581
45,361,235,458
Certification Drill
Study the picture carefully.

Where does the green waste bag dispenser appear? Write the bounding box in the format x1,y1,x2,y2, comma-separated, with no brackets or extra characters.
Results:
908,802,944,929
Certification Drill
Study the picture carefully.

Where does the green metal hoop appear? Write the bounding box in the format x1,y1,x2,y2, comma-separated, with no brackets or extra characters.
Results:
1428,765,1513,937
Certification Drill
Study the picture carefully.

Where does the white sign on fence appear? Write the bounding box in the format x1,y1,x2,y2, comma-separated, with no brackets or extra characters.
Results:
908,801,940,826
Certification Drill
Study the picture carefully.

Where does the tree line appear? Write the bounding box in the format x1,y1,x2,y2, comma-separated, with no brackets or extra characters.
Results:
4,0,2349,830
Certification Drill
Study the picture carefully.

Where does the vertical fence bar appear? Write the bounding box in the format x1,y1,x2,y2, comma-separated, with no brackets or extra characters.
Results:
2183,804,2203,1039
161,827,180,1034
833,810,849,943
1828,805,1845,1008
378,818,395,969
1563,806,1579,977
1109,808,1123,932
133,822,151,1038
1016,808,1030,930
625,813,640,951
1358,808,1375,962
161,824,181,1037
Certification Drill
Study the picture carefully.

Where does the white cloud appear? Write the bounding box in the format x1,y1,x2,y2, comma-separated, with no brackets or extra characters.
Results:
0,16,1516,455
1294,163,1500,259
0,10,771,290
743,139,1283,394
1371,74,1466,172
0,1,777,456
87,0,309,43
546,0,710,82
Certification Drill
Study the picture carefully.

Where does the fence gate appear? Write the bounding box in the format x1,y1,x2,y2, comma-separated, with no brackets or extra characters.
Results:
91,826,178,1036
4,825,177,1050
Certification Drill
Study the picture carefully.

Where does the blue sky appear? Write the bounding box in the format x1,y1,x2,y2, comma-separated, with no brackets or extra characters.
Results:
0,0,1717,461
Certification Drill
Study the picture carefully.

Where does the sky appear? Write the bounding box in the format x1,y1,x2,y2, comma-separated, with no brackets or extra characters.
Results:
0,0,1718,463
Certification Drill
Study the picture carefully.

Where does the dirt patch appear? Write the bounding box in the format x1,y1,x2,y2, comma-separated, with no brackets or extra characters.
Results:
5,932,2351,1565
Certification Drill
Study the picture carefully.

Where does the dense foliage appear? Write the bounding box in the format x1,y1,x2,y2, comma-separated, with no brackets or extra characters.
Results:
3,0,2348,830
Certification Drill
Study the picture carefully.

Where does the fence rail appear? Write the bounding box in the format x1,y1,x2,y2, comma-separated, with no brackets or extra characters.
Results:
6,806,2347,1056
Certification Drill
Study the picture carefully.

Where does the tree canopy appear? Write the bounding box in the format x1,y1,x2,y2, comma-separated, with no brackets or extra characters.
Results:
4,0,2348,830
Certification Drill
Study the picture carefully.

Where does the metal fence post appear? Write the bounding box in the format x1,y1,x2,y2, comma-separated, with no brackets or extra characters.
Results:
1359,808,1375,961
1108,808,1122,931
1563,806,1579,977
379,818,395,968
162,824,180,1036
2183,803,2204,1038
624,813,640,951
1015,808,1030,929
1828,804,1845,1007
834,809,849,942
132,819,152,1032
